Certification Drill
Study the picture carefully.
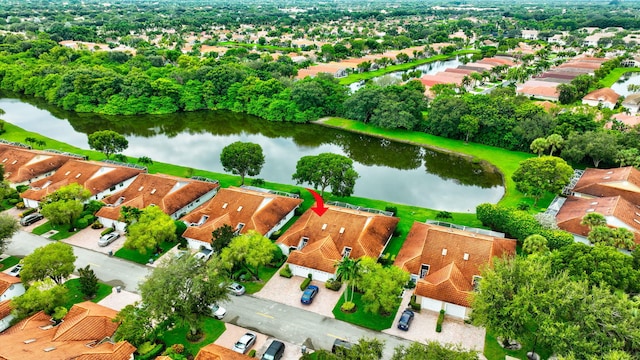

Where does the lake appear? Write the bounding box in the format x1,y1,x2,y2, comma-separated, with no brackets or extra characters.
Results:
612,72,640,97
0,94,504,212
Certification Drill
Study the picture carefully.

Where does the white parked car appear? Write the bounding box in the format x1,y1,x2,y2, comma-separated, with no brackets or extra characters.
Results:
209,304,226,319
98,232,120,247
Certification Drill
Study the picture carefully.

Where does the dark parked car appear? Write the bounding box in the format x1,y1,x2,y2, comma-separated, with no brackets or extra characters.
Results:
20,213,44,226
261,340,285,360
301,285,319,304
397,309,414,331
233,332,256,354
9,264,22,277
98,232,120,247
331,338,353,354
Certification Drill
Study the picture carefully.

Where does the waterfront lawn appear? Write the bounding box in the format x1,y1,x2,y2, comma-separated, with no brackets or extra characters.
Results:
0,255,20,271
62,278,113,310
114,241,177,265
598,67,640,88
32,221,77,240
158,317,226,357
332,289,397,331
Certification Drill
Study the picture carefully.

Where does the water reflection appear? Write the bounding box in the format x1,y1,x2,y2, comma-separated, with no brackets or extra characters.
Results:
612,72,640,97
0,93,504,211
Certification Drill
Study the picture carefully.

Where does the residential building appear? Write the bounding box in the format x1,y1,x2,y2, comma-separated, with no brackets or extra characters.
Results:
277,204,398,282
0,144,79,188
0,272,25,332
194,343,252,360
622,93,640,114
571,166,640,205
20,160,145,208
95,174,219,232
582,88,620,109
0,301,136,360
521,30,539,40
394,222,516,319
609,113,640,129
182,187,302,250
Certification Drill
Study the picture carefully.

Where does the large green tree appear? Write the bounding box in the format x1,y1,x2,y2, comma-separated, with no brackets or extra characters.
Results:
391,341,479,360
40,183,92,226
124,205,176,254
113,303,156,347
356,257,409,315
20,242,76,285
220,230,275,281
292,153,359,198
211,224,236,253
10,278,69,320
219,141,265,185
0,213,19,254
309,338,384,360
88,130,129,159
139,255,229,338
511,156,573,205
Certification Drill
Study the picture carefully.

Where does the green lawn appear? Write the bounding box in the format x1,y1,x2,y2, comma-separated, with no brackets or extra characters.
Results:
484,330,553,360
338,50,478,85
0,255,20,271
32,221,79,240
332,289,398,331
62,278,113,310
242,264,281,294
598,67,640,88
114,241,177,265
158,317,226,356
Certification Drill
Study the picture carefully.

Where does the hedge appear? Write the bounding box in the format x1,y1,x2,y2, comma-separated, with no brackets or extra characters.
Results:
279,264,293,278
300,276,311,291
325,278,342,291
436,309,445,332
137,343,164,360
100,227,114,236
20,208,37,218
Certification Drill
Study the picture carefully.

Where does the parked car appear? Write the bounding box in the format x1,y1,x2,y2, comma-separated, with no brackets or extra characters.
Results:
301,285,319,304
331,338,354,354
98,232,120,247
397,309,414,331
232,332,256,354
9,264,22,277
228,282,245,296
209,304,226,320
261,339,285,360
20,213,43,226
194,248,213,261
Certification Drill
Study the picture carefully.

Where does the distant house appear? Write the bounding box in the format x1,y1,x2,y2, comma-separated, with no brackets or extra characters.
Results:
21,160,145,208
521,30,539,40
555,195,640,244
0,145,79,188
95,174,219,232
609,113,640,130
181,187,302,251
0,273,25,332
571,166,640,205
394,222,516,319
622,93,640,114
195,343,252,359
0,301,136,360
582,88,620,109
516,85,560,101
276,204,399,282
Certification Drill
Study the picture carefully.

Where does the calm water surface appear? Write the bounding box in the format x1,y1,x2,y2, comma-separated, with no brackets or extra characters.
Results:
612,72,640,97
0,94,504,212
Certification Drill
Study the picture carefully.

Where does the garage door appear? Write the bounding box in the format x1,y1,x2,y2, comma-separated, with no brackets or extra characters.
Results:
421,297,443,313
444,303,468,319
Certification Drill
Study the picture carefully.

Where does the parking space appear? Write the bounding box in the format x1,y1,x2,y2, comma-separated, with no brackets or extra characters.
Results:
254,271,342,318
215,323,304,360
382,292,486,352
4,208,47,232
63,227,126,255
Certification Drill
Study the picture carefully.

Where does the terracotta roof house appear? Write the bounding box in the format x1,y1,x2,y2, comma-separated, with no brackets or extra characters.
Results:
0,301,136,360
609,113,640,129
96,174,219,232
582,88,620,109
0,145,79,188
622,93,640,114
182,187,302,251
571,166,640,205
276,205,399,282
394,222,516,319
194,343,252,360
555,195,640,244
20,160,145,208
516,85,560,101
0,273,25,332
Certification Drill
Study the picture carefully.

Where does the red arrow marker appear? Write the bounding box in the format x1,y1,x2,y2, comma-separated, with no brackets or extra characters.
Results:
306,188,329,217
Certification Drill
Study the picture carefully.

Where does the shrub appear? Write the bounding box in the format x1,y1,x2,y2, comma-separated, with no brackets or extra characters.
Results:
174,220,187,237
251,178,265,186
300,277,311,291
436,309,445,332
21,208,37,218
270,246,285,267
171,344,185,354
279,264,293,278
15,202,25,209
74,218,89,229
101,227,115,236
378,253,395,266
137,342,164,360
16,185,29,193
248,349,256,357
325,278,342,291
84,200,105,214
8,198,18,205
409,294,421,311
91,221,104,229
340,301,356,313
294,207,304,216
384,206,397,215
233,269,249,281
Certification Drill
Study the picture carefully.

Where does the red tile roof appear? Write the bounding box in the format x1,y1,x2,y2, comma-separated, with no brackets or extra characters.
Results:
21,160,145,202
0,299,12,319
516,86,559,99
96,173,219,220
0,302,135,360
195,343,252,360
572,166,640,205
0,272,21,296
277,206,399,273
582,88,620,104
0,145,76,184
182,187,302,244
395,222,516,307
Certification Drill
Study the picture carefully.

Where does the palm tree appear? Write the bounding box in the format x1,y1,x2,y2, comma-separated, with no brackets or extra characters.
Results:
545,134,564,157
612,228,635,250
581,212,606,230
523,234,549,254
334,257,360,303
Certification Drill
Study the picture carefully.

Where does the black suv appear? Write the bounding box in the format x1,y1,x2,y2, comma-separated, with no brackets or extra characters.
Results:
261,340,285,360
331,338,353,354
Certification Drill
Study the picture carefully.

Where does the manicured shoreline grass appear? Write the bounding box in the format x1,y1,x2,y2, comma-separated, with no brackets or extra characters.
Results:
63,278,113,310
332,288,397,331
598,67,640,88
338,49,479,85
158,317,226,356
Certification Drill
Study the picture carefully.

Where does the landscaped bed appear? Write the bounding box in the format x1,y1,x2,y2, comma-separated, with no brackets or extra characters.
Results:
114,241,177,265
158,317,226,356
332,289,398,331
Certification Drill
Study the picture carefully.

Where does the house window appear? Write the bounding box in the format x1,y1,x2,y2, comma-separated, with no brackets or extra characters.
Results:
110,186,116,191
298,236,309,250
420,264,430,279
472,276,482,291
235,223,245,235
342,247,352,258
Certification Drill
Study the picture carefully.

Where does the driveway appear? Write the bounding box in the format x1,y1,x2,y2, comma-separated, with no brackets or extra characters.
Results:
382,292,486,352
254,272,342,318
5,208,46,232
97,287,142,311
63,227,126,255
214,323,305,360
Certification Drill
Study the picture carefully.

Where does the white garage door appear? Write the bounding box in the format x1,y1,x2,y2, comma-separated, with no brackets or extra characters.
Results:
444,302,468,319
421,297,443,313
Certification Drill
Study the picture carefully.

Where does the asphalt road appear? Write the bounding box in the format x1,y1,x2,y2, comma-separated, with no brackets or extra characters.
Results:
6,230,412,357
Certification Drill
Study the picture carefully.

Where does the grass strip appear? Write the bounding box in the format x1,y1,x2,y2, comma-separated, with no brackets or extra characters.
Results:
158,317,226,356
63,278,113,310
332,288,397,331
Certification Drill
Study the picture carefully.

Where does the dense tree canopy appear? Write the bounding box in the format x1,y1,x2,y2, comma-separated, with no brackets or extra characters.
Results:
220,141,265,185
292,153,359,198
511,156,573,205
20,242,76,285
124,205,177,254
87,130,129,159
0,213,19,254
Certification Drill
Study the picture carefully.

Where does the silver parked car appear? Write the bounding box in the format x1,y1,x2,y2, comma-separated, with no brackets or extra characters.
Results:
98,232,120,247
233,332,256,354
